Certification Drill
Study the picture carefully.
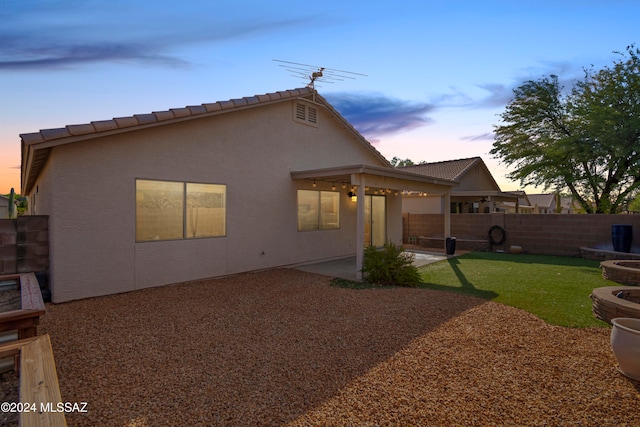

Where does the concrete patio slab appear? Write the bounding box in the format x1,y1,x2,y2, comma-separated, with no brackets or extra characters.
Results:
293,250,451,281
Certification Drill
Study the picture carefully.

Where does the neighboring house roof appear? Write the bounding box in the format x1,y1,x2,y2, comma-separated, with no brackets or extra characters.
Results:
399,157,482,181
528,193,556,210
21,87,390,194
398,157,507,195
503,190,533,209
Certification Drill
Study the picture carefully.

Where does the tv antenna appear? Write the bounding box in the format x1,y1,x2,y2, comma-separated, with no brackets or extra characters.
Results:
273,59,367,89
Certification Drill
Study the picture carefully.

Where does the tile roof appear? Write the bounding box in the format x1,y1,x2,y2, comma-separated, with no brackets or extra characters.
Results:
398,157,483,181
20,88,315,146
20,88,390,194
527,193,556,208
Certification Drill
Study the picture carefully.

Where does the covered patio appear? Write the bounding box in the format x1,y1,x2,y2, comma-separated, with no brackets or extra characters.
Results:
291,164,457,279
293,249,450,281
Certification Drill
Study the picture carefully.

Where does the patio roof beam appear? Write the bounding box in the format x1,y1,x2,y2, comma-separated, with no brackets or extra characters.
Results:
291,164,458,190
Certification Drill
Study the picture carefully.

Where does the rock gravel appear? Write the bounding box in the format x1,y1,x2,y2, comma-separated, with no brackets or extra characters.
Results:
38,269,640,426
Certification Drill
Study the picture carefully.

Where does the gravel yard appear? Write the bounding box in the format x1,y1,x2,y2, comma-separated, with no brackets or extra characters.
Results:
39,269,639,426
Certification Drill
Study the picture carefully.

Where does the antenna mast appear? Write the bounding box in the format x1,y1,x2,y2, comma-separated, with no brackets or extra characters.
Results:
273,60,367,90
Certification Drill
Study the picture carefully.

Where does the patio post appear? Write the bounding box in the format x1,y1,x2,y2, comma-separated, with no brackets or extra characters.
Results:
444,190,451,241
355,175,366,280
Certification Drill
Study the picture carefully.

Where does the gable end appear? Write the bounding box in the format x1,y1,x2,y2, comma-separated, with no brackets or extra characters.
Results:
293,100,319,127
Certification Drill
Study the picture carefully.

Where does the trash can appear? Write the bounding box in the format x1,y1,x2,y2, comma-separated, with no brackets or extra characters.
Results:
612,224,633,253
445,237,456,255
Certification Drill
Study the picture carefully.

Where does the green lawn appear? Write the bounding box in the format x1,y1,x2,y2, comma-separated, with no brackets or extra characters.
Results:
419,252,616,328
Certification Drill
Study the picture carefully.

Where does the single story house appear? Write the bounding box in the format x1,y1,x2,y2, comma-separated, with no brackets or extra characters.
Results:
0,194,15,219
21,87,457,302
498,191,534,213
399,157,518,214
527,193,558,214
525,193,576,214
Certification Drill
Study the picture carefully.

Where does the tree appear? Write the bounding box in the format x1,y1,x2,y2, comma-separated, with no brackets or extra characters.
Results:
390,157,415,167
491,45,640,213
629,192,640,213
7,188,15,218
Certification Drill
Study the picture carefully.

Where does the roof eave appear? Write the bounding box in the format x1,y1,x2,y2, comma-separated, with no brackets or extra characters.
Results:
291,164,458,188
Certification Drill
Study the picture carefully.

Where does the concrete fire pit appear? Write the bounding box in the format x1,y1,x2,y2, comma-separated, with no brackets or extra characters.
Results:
591,286,640,324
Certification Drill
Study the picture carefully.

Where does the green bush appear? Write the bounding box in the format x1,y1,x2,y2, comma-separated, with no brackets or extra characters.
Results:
362,242,421,287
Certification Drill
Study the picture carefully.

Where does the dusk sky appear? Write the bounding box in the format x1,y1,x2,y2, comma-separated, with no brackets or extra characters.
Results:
1,0,639,194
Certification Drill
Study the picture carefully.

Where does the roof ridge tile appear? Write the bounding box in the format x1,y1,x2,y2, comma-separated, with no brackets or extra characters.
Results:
170,107,191,118
231,98,248,107
91,120,119,132
134,114,158,125
113,117,139,128
39,128,71,141
187,105,207,115
202,103,222,113
66,123,96,136
153,110,175,121
218,100,235,109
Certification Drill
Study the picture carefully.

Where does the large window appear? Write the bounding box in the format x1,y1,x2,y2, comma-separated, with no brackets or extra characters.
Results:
136,179,226,241
297,190,339,231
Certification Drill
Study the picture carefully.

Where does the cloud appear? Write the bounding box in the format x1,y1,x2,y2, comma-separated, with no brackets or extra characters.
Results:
0,3,317,71
460,132,495,142
0,41,189,70
470,60,588,109
474,84,514,108
325,92,436,139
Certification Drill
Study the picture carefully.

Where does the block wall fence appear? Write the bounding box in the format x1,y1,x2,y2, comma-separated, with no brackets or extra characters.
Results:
403,213,640,257
0,216,49,275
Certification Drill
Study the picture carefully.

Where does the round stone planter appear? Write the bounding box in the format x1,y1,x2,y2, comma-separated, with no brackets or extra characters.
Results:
611,317,640,381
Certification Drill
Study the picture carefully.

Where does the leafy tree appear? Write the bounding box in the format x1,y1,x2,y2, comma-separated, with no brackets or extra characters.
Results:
390,157,415,167
491,45,640,213
3,190,27,216
629,192,640,213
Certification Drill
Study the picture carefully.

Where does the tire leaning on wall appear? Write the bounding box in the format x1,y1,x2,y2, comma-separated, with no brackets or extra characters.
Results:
488,225,506,246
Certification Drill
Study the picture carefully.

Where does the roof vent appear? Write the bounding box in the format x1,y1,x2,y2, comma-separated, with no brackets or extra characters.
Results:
293,101,319,127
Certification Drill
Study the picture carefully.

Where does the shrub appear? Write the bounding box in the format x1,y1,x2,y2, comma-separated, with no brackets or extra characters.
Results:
362,242,421,287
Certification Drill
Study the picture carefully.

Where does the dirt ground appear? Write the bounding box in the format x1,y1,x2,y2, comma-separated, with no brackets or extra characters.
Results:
38,269,640,426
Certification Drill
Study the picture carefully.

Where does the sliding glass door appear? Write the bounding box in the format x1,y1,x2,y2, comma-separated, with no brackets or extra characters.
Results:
364,195,386,247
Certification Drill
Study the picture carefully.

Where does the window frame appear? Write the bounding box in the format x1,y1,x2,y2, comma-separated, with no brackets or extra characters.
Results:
135,179,226,242
297,189,340,232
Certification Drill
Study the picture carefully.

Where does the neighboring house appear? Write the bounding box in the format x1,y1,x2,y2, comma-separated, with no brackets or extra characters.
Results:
527,193,558,214
20,87,457,303
399,157,518,214
500,193,574,214
560,196,577,214
498,191,535,213
0,194,16,219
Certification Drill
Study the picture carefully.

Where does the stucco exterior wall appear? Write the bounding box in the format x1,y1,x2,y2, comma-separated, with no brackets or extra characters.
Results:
29,99,390,302
402,196,443,214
